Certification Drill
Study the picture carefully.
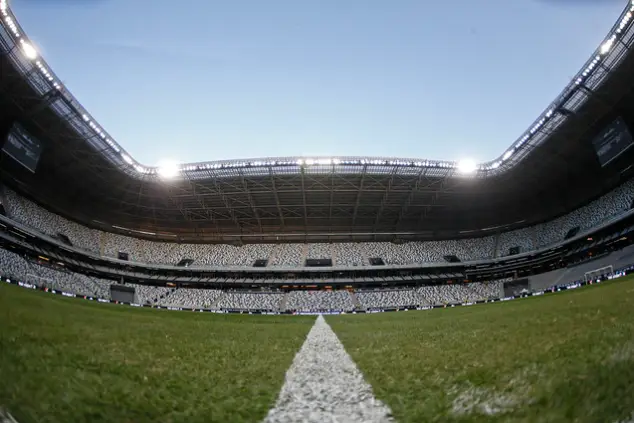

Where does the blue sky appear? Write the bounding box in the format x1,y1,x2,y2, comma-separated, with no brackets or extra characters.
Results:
12,0,626,166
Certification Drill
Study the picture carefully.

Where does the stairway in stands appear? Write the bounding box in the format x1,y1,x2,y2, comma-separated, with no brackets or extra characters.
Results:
211,292,225,310
349,291,362,310
331,244,338,266
279,292,290,312
301,244,309,265
267,247,279,267
359,247,370,266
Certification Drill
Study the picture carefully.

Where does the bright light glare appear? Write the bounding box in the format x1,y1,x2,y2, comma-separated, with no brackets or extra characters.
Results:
21,42,37,60
457,159,477,174
157,161,180,178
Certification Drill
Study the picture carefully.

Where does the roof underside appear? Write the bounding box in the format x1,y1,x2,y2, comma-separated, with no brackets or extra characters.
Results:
2,12,634,243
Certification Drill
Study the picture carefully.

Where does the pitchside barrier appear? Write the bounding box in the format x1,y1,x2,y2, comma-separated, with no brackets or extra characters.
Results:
1,266,633,315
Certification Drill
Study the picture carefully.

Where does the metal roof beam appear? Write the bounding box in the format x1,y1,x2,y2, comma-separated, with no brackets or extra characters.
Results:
351,165,368,226
374,167,399,227
418,178,450,225
328,171,334,225
269,169,285,228
300,167,308,229
208,178,242,231
241,174,262,232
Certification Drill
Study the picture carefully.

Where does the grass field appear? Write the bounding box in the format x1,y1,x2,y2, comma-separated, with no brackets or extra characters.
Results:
329,278,634,423
0,284,314,423
1,279,634,422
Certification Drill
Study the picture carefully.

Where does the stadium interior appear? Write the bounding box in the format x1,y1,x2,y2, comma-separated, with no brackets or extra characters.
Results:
2,0,634,422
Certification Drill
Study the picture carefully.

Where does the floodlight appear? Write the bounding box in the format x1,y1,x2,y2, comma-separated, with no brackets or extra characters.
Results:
157,161,180,178
600,36,615,55
457,159,477,174
21,41,37,60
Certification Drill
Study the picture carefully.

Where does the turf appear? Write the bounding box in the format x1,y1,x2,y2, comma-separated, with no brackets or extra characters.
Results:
3,279,634,423
0,284,314,423
328,278,634,423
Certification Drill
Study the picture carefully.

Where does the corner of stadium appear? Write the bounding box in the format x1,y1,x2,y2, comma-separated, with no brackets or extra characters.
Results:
2,0,634,422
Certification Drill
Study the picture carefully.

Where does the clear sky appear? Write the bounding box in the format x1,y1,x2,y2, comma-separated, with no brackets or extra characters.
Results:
12,0,626,166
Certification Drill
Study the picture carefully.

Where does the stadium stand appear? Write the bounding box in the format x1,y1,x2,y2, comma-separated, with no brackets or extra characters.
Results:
417,282,502,306
215,291,285,311
2,178,634,312
158,288,223,309
3,179,633,269
3,240,634,312
284,291,355,312
333,243,367,266
0,248,110,298
356,288,422,309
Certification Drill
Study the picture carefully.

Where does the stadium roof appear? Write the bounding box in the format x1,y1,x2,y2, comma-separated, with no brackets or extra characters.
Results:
1,0,634,242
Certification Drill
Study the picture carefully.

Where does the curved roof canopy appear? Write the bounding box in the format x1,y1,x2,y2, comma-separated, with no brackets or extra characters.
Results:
1,0,634,181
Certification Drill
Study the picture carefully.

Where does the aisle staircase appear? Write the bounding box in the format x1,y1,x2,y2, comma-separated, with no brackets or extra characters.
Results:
211,292,226,310
349,291,362,310
279,292,290,312
331,244,338,266
359,247,370,266
267,247,279,266
301,244,309,265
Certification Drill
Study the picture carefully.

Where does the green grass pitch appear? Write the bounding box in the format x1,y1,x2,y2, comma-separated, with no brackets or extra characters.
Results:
0,284,314,423
329,278,634,422
1,278,634,422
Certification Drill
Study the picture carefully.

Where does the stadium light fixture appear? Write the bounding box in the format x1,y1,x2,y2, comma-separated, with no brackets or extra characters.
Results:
157,161,180,179
21,41,37,60
121,154,133,165
600,37,614,55
457,159,477,174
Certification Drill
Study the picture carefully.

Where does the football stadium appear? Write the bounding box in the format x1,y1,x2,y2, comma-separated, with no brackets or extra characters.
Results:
2,0,634,422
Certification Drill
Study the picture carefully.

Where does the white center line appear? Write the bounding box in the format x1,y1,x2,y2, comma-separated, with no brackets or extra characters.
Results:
263,315,395,423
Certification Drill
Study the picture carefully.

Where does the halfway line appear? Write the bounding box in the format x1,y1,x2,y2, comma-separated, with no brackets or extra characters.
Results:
263,314,395,423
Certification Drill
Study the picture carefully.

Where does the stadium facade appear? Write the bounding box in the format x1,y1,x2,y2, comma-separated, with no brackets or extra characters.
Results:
1,0,634,312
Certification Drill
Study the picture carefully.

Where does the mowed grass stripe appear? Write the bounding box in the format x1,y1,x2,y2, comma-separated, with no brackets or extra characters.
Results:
0,284,314,423
328,278,634,423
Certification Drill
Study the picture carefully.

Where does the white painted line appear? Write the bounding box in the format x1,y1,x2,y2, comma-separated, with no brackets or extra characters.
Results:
0,408,18,423
263,315,395,423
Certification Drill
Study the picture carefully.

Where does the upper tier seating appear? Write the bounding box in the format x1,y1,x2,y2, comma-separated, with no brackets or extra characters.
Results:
3,179,633,267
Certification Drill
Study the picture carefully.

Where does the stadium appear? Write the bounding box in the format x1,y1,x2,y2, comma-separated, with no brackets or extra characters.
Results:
2,0,634,422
